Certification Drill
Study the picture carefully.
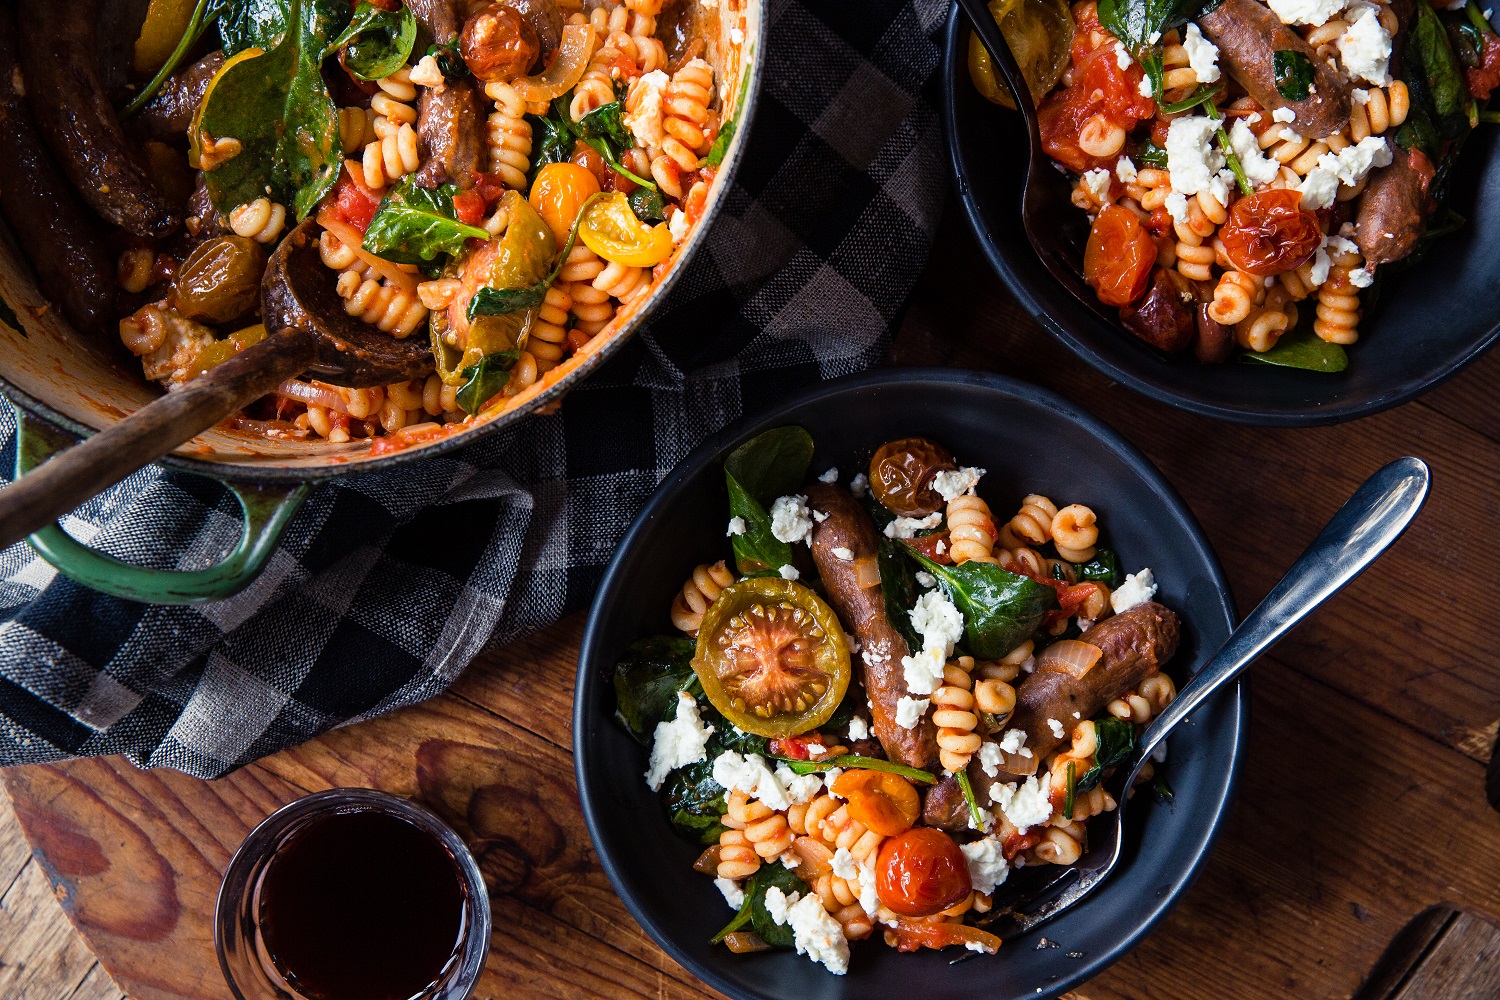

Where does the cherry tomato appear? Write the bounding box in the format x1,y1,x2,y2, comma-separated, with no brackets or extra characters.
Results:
693,578,851,738
528,162,601,244
1218,189,1322,277
578,191,673,267
831,770,921,836
965,0,1073,110
1083,205,1155,307
868,438,957,517
876,828,972,917
1467,33,1500,102
571,143,613,190
452,189,488,227
884,917,1003,955
1037,3,1155,172
905,531,952,565
332,169,382,233
461,4,539,82
770,734,823,760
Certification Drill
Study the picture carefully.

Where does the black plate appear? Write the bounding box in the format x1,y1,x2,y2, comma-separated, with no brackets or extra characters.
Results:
575,368,1247,1000
942,8,1500,426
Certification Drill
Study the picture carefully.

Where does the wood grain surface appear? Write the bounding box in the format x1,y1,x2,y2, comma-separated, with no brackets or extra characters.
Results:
3,207,1500,1000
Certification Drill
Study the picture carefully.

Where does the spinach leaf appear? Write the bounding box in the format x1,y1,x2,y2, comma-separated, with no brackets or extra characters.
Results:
707,65,750,168
1272,49,1315,101
1134,139,1169,167
704,711,771,758
661,761,727,844
362,178,491,266
723,427,815,507
612,636,697,743
1152,771,1175,801
712,898,753,944
1240,328,1349,372
577,101,635,151
550,94,658,190
425,40,469,81
328,0,417,81
900,545,1057,658
629,187,666,224
219,0,348,54
1401,1,1473,153
528,108,577,182
455,350,521,414
1074,550,1123,588
1076,717,1136,792
782,755,938,785
878,534,923,655
467,191,600,321
746,865,810,948
726,472,795,577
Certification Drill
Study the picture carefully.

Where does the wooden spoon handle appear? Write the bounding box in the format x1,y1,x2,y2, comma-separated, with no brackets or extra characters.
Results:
0,328,319,552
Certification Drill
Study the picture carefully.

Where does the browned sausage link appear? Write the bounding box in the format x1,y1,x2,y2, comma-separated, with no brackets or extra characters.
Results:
407,0,466,44
128,51,225,145
19,0,180,237
1355,152,1429,267
0,9,117,337
1198,0,1351,139
414,78,484,189
1386,0,1416,75
806,483,939,770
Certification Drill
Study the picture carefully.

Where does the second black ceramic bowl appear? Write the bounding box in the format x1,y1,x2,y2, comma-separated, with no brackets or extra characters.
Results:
576,368,1247,1000
942,8,1500,426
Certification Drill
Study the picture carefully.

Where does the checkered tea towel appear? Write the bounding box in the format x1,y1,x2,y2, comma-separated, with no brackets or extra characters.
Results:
0,0,952,778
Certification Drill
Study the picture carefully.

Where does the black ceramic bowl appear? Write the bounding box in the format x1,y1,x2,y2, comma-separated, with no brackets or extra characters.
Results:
576,368,1247,1000
942,8,1500,426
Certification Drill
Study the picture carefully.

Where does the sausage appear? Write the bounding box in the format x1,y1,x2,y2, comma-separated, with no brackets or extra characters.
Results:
128,52,224,145
18,0,180,237
1119,268,1194,353
1194,303,1233,363
922,602,1180,830
408,0,483,188
807,483,940,770
1198,0,1351,139
1355,148,1431,267
0,9,117,337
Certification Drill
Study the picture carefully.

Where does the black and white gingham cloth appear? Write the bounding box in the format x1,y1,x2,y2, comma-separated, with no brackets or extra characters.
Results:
0,0,950,778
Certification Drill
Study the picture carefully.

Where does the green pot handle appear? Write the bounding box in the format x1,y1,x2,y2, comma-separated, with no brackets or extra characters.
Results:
12,407,310,605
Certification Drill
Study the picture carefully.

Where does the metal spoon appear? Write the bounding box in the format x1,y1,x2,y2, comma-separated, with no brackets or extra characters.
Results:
989,456,1432,936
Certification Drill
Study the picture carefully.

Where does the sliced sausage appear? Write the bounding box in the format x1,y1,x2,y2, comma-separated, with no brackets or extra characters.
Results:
409,0,483,188
1198,0,1351,138
0,9,117,337
129,52,224,145
1194,303,1233,363
807,483,940,771
1355,148,1431,267
19,0,180,237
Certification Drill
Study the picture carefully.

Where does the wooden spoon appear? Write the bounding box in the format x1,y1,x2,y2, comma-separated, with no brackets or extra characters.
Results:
0,220,434,552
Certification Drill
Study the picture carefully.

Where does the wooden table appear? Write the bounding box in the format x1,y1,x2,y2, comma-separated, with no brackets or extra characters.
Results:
3,205,1500,1000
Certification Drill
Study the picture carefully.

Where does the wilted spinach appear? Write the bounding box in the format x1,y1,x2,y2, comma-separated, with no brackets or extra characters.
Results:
467,192,600,321
1076,717,1136,792
455,351,520,414
662,761,727,844
612,635,697,742
1240,327,1349,372
1398,2,1473,156
746,865,810,948
362,178,491,266
724,427,815,507
327,0,417,80
629,187,666,224
900,545,1057,658
527,96,658,190
1097,0,1223,98
726,473,795,577
1074,550,1123,588
1271,50,1314,101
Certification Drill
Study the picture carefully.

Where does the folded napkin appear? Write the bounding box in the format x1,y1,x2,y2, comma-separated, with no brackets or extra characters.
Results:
0,0,951,778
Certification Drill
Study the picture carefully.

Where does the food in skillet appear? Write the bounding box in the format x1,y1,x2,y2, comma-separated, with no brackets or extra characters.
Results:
968,0,1499,372
614,428,1180,974
0,0,746,451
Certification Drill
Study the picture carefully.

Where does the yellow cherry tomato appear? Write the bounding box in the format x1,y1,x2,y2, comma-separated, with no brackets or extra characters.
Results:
134,0,196,73
528,162,602,245
966,0,1073,109
578,191,673,268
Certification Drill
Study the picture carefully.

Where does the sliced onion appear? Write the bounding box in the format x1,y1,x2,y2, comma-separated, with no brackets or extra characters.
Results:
275,378,348,413
513,23,595,103
723,932,771,954
315,212,420,293
693,845,722,875
852,554,881,590
1036,639,1103,679
787,835,834,880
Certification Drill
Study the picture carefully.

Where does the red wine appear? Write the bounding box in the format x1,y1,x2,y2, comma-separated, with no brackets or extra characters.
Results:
258,810,468,1000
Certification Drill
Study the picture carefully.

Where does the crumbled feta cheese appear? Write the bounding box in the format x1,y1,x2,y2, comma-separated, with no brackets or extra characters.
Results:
1047,718,1065,739
999,728,1027,754
1247,111,1263,124
933,466,985,501
903,647,945,696
849,473,869,498
1081,168,1113,205
818,467,839,483
1266,0,1347,26
778,564,800,580
812,510,828,523
769,494,814,544
1309,246,1332,286
1208,170,1232,209
862,641,891,666
822,766,843,789
909,591,964,658
1115,155,1138,184
935,540,947,555
990,773,1053,832
645,692,715,791
978,741,1004,777
1153,739,1169,764
831,546,854,561
968,806,994,832
1322,136,1394,186
1350,266,1375,287
847,716,869,741
915,570,936,588
730,25,744,44
1272,106,1298,123
668,208,690,244
1147,29,1161,43
624,70,670,149
1166,116,1224,196
1297,167,1340,210
1228,119,1280,186
1339,8,1392,85
1115,41,1133,69
895,696,930,729
713,751,791,810
409,54,445,88
806,744,826,756
962,837,1011,895
726,516,746,536
856,858,879,915
772,889,850,975
764,886,794,925
1278,126,1303,143
884,512,943,539
1352,87,1371,106
715,877,745,909
832,847,859,880
1138,74,1154,97
1110,568,1158,613
776,764,824,805
1183,24,1220,83
1164,191,1191,227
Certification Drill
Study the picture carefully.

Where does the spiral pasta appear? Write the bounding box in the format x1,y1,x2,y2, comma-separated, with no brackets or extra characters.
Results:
335,270,428,338
229,198,287,244
1008,494,1057,545
526,284,572,372
1350,82,1409,142
670,560,735,635
946,494,1000,564
338,106,377,154
715,828,761,880
650,58,714,197
724,791,795,859
1314,249,1362,345
571,29,637,121
361,69,420,189
1050,504,1099,562
592,261,651,303
483,82,533,191
932,656,981,773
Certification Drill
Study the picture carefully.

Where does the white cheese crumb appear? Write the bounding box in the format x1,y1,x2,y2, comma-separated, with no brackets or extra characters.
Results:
779,564,800,581
1047,718,1065,739
812,510,829,523
915,570,936,588
1081,168,1113,205
846,716,869,741
1183,23,1220,84
730,25,744,44
990,773,1053,832
1147,29,1161,43
902,591,964,695
644,692,714,791
623,70,670,150
1322,136,1394,186
884,511,943,539
1166,116,1224,196
1114,41,1133,69
849,473,869,498
932,466,985,501
409,54,445,89
1297,167,1340,210
999,728,1028,754
1110,568,1158,613
818,467,839,483
1266,0,1348,26
1138,74,1154,98
895,696,930,729
1115,156,1138,184
776,764,824,805
1228,118,1280,187
668,208,690,244
1339,8,1393,86
935,540,947,555
832,847,859,880
968,806,994,832
806,744,826,756
1164,191,1191,227
767,889,850,975
1309,245,1332,286
831,546,854,561
1352,87,1371,106
1327,234,1359,255
962,837,1011,895
978,741,1004,777
1349,267,1374,287
715,877,745,909
1153,739,1169,764
726,516,746,537
1272,106,1297,123
902,648,945,697
713,751,790,810
769,494,814,544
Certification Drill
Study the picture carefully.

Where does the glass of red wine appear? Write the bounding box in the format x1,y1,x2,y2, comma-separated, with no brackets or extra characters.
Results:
215,788,491,1000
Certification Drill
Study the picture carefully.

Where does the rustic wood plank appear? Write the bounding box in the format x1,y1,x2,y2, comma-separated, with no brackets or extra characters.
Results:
65,964,125,1000
1351,905,1460,1000
0,859,113,1000
1418,351,1500,447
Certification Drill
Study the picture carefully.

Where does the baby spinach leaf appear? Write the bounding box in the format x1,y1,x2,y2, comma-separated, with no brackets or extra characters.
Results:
455,350,521,414
1134,139,1169,167
703,709,771,758
726,472,795,577
1402,1,1473,152
782,755,938,785
629,187,665,224
670,805,727,844
612,635,697,743
1097,0,1221,96
425,40,469,80
577,101,634,151
219,0,348,54
362,178,491,266
1272,49,1314,101
878,535,923,655
467,191,600,321
328,0,417,81
662,761,727,844
1240,328,1349,372
746,865,809,948
529,109,576,177
723,426,815,507
712,897,753,944
707,65,750,167
1074,550,1123,588
1076,717,1136,792
900,545,1057,659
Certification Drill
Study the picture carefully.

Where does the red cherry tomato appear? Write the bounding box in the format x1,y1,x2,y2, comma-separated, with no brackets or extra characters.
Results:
1466,33,1500,102
1084,205,1156,307
905,530,953,565
1218,189,1322,277
875,828,972,917
1038,3,1155,172
332,169,381,233
452,189,488,227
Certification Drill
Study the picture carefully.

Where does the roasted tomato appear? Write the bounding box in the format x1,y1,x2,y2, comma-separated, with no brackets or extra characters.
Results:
529,161,601,244
578,191,673,267
694,579,851,738
331,168,382,233
173,236,265,323
1467,32,1500,102
461,4,540,82
876,828,972,917
965,0,1074,109
1084,205,1156,307
869,438,957,517
1036,2,1155,172
1218,189,1321,276
905,530,952,565
831,770,921,836
884,917,1003,955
